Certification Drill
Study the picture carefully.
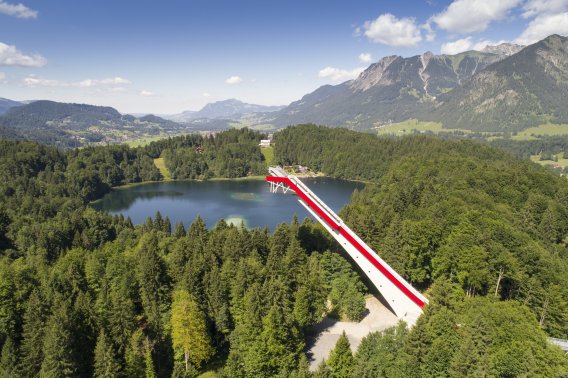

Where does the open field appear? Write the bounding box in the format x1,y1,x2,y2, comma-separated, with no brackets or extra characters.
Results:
153,158,172,180
512,123,568,140
375,119,490,137
530,152,568,170
125,134,171,148
376,119,568,141
261,146,274,166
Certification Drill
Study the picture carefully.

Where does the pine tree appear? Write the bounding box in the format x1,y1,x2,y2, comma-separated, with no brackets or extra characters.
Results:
136,233,169,335
163,216,172,235
144,340,156,378
173,222,186,238
0,336,18,377
327,332,353,378
293,354,313,378
19,290,46,378
124,329,145,378
93,330,121,378
171,290,214,370
40,300,77,378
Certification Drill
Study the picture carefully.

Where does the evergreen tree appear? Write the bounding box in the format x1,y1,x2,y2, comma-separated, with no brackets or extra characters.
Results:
19,290,46,378
171,289,214,370
40,300,77,378
327,332,353,378
136,233,169,335
173,222,186,238
0,337,18,377
93,330,121,378
124,329,145,378
144,340,156,378
163,216,172,235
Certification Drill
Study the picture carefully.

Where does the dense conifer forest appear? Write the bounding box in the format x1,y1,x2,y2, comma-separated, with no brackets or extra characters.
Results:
0,126,566,377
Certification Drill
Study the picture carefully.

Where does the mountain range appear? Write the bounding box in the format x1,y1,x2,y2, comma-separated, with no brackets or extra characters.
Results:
0,34,567,146
166,99,285,122
0,101,190,148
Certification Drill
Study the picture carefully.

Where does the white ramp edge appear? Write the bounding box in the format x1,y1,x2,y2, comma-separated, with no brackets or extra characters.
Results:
266,167,427,326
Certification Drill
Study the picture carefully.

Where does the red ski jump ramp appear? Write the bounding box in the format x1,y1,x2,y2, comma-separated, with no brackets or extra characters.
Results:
266,166,427,326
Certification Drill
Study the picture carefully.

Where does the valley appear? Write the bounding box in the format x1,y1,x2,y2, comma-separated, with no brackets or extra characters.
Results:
2,2,568,374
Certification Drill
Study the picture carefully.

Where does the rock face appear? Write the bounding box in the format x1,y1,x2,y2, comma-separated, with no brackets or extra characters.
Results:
482,43,525,57
272,48,512,130
434,35,568,131
271,35,568,132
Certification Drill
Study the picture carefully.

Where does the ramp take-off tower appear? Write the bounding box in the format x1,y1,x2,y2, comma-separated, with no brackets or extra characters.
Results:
266,166,427,326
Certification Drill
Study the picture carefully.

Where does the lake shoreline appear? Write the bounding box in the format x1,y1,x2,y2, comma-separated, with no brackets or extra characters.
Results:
90,177,365,230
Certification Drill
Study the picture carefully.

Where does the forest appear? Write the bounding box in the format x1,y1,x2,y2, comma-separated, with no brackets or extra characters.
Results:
0,125,567,377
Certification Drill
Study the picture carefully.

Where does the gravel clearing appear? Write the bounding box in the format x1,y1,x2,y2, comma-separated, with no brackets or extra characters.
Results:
305,296,399,370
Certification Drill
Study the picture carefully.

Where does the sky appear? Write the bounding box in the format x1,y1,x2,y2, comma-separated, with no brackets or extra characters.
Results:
1,0,567,114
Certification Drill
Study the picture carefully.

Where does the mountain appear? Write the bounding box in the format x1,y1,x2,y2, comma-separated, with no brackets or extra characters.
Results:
0,100,188,147
138,114,182,129
0,98,23,115
168,99,284,122
271,48,511,130
481,42,524,57
433,34,568,131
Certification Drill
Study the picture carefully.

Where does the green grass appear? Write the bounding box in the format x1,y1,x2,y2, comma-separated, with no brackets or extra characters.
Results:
126,135,170,148
530,152,568,169
512,123,568,140
261,146,274,166
376,119,474,136
377,120,568,141
153,158,172,180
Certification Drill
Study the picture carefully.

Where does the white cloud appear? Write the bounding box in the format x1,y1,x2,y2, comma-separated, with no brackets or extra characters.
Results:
441,37,473,54
432,0,520,33
522,0,568,18
225,75,242,85
23,75,132,88
362,13,422,47
318,66,365,82
23,75,62,87
441,37,509,54
0,42,46,67
358,53,372,63
515,12,568,44
77,77,130,87
140,90,154,96
0,72,5,81
203,92,211,98
0,1,37,19
422,22,436,42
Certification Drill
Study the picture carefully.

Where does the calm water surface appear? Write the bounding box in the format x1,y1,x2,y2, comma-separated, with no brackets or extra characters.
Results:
92,177,365,230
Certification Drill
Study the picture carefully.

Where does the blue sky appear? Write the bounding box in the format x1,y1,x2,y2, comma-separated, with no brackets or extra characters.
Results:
1,0,567,114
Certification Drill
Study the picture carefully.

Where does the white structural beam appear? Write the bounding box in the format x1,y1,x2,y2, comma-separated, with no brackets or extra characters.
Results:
267,167,427,326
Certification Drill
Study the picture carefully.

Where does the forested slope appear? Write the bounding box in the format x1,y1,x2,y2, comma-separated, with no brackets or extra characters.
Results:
0,126,566,377
274,124,568,375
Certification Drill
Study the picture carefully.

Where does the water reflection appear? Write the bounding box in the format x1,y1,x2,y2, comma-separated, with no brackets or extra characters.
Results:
91,178,364,230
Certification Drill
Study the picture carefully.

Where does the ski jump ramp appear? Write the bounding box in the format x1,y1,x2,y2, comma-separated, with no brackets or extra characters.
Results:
266,166,427,326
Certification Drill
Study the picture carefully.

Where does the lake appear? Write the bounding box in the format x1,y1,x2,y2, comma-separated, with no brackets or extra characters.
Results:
91,177,365,230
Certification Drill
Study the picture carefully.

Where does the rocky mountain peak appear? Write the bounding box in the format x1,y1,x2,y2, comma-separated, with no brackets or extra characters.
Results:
482,42,524,56
350,55,400,91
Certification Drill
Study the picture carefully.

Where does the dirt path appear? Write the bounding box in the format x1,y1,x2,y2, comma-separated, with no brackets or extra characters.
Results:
305,296,398,370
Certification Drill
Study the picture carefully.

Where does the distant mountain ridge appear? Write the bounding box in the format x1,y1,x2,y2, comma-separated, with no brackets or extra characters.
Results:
270,35,568,132
0,98,23,115
167,99,284,122
271,47,510,129
432,34,568,131
0,100,190,147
